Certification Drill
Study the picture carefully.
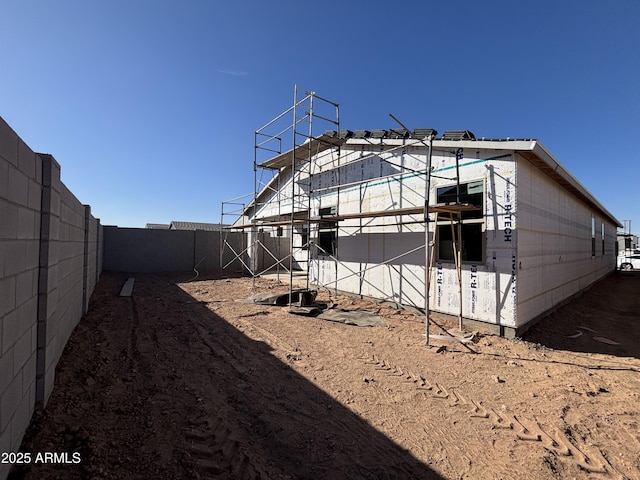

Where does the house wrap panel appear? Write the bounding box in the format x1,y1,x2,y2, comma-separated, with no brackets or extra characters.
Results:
515,156,616,326
428,149,517,326
238,118,620,337
310,146,521,325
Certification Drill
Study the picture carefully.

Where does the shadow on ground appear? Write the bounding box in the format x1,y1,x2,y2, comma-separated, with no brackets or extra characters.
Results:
523,271,640,360
12,272,442,480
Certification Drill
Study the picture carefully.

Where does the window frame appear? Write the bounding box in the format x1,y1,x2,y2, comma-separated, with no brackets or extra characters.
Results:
435,179,485,264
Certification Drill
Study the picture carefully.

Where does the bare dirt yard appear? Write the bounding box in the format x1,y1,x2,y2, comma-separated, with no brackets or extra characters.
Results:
9,270,640,480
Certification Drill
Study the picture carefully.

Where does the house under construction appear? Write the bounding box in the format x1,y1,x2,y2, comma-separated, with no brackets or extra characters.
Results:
222,88,621,338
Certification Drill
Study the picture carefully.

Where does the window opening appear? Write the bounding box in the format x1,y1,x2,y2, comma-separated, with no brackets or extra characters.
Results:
317,221,337,256
299,225,309,250
437,223,483,263
436,180,484,263
319,206,337,216
591,215,596,257
436,180,483,220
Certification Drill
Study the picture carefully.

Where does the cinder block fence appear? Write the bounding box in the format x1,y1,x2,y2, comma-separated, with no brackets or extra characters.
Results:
0,116,277,480
0,117,102,480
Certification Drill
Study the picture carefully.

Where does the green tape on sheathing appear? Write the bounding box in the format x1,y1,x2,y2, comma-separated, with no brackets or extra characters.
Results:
271,153,513,210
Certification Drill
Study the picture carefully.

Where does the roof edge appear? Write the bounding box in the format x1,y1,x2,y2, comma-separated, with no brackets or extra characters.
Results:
527,141,622,228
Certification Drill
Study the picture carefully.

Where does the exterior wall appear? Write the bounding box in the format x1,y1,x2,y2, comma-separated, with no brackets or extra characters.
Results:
429,150,517,327
246,231,291,274
39,173,91,404
103,227,246,274
0,118,102,480
310,144,427,307
244,164,314,275
617,234,638,253
307,144,518,326
104,227,194,272
84,213,102,313
251,166,300,221
515,155,617,328
248,138,618,336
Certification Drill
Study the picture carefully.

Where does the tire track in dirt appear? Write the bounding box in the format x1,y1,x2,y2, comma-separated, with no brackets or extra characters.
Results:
186,312,435,479
359,352,626,479
183,414,274,480
180,319,283,480
182,277,638,478
231,318,444,477
360,354,483,477
122,286,279,479
215,314,513,478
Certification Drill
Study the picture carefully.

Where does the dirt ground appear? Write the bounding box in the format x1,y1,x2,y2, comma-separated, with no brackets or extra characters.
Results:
9,270,640,480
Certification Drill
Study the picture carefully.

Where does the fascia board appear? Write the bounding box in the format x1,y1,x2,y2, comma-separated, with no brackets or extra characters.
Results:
529,141,622,228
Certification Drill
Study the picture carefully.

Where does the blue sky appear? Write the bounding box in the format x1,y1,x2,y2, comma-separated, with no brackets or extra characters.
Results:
1,0,639,232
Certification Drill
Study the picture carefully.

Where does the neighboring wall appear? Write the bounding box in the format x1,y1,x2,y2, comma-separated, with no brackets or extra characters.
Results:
0,118,102,480
103,226,248,274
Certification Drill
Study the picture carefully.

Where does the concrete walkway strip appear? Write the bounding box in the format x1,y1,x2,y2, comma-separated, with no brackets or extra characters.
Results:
119,278,135,297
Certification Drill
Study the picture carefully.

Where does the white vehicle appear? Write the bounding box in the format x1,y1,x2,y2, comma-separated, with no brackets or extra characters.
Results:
617,251,640,270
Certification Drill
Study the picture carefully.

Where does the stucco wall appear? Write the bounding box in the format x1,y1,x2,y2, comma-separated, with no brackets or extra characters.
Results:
0,118,102,480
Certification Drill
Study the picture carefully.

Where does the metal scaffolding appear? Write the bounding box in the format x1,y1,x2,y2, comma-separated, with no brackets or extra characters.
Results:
221,86,341,299
221,88,474,345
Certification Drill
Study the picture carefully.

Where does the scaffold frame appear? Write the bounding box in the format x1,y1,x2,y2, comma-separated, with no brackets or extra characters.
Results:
221,87,473,346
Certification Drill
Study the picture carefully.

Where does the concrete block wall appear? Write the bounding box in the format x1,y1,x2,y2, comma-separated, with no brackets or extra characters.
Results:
103,227,197,272
103,226,246,274
0,118,102,480
84,211,101,314
195,229,247,274
0,118,41,480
